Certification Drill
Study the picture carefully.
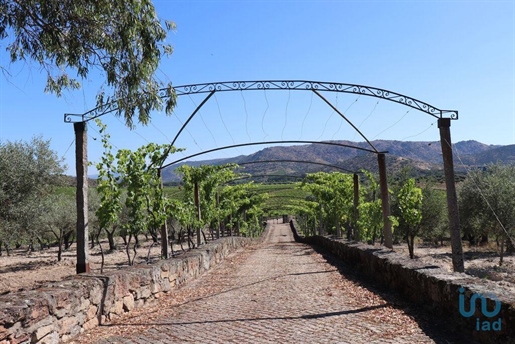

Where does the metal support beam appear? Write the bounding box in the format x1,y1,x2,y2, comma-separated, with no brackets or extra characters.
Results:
378,153,393,249
74,122,90,274
312,89,378,153
438,118,464,272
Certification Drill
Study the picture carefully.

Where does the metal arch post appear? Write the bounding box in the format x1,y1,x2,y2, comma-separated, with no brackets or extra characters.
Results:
438,118,464,272
378,153,393,249
74,122,90,274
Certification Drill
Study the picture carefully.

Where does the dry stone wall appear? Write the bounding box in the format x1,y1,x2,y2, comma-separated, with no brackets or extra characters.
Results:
0,236,256,344
297,233,515,344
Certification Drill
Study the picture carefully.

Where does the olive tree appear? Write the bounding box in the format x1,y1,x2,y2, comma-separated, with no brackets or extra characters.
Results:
0,137,64,252
459,164,515,265
419,185,448,246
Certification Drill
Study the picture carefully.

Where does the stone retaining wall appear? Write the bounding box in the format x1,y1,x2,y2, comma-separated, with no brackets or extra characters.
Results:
295,232,515,344
0,236,257,344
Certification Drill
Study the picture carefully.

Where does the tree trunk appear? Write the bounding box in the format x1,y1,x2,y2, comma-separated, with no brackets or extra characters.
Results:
178,228,185,252
106,229,116,251
499,233,505,266
335,211,341,238
63,230,74,250
506,236,515,254
407,231,415,259
96,229,105,273
149,228,158,243
57,228,64,262
37,237,46,251
125,234,133,266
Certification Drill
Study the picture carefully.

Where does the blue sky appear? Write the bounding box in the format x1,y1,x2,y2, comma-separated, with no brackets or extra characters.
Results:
1,1,514,175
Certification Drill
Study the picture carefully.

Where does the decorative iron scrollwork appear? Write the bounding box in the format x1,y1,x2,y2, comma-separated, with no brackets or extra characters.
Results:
64,114,74,123
64,80,458,122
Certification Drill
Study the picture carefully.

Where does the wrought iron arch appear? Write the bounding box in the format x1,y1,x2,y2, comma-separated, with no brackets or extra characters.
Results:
65,79,464,272
64,80,458,123
161,140,384,170
235,160,357,174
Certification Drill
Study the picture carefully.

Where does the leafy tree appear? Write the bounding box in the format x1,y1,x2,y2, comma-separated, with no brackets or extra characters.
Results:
116,143,181,264
177,164,239,242
287,198,319,236
419,185,448,246
357,200,384,244
218,182,267,237
0,137,64,252
94,120,182,263
459,164,515,265
94,120,122,252
357,170,383,243
41,194,75,261
1,0,177,125
300,172,355,237
396,178,423,259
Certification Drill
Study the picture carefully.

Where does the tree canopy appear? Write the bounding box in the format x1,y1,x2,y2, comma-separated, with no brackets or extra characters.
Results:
0,0,176,125
0,137,65,250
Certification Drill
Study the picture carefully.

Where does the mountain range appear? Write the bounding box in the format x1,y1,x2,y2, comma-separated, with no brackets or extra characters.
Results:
160,140,514,183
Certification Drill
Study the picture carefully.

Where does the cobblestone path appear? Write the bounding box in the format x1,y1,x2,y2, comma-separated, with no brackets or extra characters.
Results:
71,222,468,344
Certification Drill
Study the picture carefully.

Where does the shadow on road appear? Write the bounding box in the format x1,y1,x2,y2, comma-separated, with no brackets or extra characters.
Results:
308,243,477,344
99,304,388,327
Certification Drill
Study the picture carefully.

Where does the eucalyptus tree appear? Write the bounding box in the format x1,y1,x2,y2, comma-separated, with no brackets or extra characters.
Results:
1,0,177,125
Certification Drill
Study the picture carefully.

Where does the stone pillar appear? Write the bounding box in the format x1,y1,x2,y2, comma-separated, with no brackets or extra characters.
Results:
438,118,464,272
378,153,393,249
74,122,90,273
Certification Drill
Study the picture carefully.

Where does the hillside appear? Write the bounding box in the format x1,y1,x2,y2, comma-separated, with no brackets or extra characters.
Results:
161,140,506,183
